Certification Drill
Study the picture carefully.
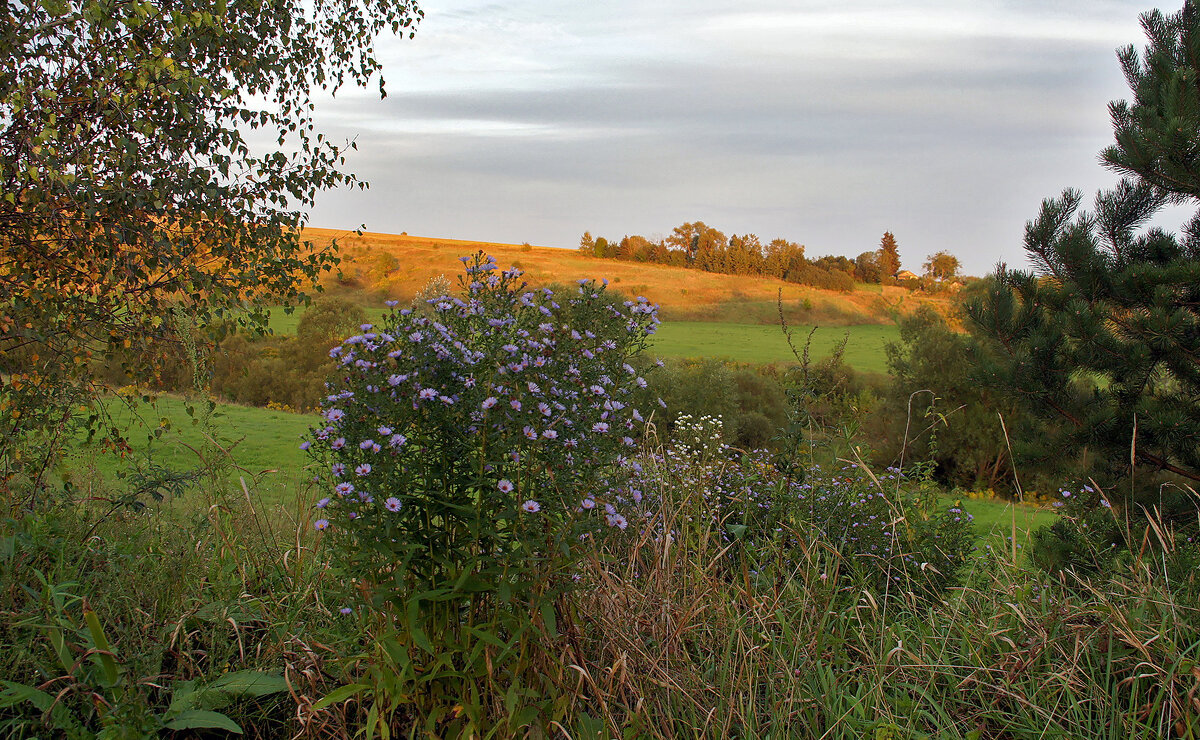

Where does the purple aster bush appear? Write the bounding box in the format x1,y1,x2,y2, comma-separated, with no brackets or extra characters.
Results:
302,252,660,708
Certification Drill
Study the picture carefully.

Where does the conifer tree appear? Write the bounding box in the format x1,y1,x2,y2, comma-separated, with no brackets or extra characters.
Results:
877,231,901,277
966,2,1200,532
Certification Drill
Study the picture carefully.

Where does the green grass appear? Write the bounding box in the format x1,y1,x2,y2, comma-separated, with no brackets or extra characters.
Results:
649,321,898,372
261,304,898,372
263,304,388,335
66,395,1055,542
65,395,319,505
950,494,1056,539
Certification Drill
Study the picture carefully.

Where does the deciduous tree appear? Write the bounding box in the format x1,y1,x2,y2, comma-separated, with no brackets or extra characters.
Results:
0,0,423,493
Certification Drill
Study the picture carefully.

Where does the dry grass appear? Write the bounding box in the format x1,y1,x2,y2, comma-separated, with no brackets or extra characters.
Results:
304,227,955,326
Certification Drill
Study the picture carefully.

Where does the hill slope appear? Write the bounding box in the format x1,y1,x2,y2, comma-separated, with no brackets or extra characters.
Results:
304,228,954,326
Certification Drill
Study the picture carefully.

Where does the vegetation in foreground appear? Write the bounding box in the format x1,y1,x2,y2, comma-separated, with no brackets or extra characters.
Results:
4,0,1200,737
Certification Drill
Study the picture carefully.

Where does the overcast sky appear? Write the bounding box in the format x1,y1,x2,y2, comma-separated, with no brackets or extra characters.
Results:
304,0,1193,275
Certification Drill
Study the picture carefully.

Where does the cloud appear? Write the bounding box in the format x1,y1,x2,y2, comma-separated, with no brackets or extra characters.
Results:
305,0,1188,275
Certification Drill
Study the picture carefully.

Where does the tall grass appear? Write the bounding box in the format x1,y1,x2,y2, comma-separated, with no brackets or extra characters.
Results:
3,433,1197,737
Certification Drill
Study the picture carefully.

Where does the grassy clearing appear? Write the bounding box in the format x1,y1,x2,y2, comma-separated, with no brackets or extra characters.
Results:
649,321,898,372
261,304,899,373
64,395,317,506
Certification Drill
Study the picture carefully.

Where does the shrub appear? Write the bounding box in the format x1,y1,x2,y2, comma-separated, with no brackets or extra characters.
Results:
303,253,660,730
629,415,976,597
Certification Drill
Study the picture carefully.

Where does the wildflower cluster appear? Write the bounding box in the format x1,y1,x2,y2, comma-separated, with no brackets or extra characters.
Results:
304,252,661,603
627,433,977,596
1032,482,1200,579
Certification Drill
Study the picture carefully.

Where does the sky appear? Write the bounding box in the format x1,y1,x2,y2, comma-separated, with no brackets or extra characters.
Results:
303,0,1194,276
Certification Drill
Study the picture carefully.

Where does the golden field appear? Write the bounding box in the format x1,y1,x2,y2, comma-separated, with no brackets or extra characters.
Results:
304,227,955,326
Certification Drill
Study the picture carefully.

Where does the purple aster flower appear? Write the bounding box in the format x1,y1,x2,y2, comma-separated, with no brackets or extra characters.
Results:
581,498,596,510
377,426,393,435
482,396,498,409
330,437,346,450
510,399,522,411
498,479,515,493
418,388,438,400
316,497,331,508
523,426,538,440
331,463,346,476
355,463,372,476
359,439,375,450
389,434,407,448
521,500,541,513
542,429,558,440
385,497,402,512
299,441,311,451
315,519,330,531
335,482,354,496
592,422,609,433
324,408,344,423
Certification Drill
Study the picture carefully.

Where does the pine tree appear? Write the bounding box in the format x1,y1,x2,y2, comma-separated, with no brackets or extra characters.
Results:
877,231,901,277
965,2,1200,539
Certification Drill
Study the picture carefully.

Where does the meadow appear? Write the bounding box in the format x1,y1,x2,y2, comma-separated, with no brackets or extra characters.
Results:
264,306,898,372
10,258,1196,739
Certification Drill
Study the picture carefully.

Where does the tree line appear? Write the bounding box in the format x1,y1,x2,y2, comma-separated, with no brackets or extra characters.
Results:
579,225,961,291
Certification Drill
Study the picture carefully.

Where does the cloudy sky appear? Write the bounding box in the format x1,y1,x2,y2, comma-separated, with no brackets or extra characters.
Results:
304,0,1192,275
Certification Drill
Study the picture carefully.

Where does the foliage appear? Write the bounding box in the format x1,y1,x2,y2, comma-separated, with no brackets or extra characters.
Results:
0,0,422,496
874,306,1024,491
853,250,883,283
637,416,976,597
966,2,1200,570
877,231,901,278
304,253,660,731
649,359,789,450
209,298,368,411
922,250,961,281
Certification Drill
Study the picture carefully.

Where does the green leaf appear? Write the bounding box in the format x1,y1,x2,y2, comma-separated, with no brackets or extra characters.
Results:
311,682,370,711
169,670,287,713
540,601,558,639
0,680,55,711
163,709,243,733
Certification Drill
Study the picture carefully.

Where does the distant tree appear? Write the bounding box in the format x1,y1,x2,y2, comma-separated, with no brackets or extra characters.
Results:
579,231,595,255
296,298,369,370
877,231,901,277
764,238,804,279
727,233,764,275
667,221,726,268
965,1,1200,566
813,255,855,275
923,251,961,281
854,251,883,283
593,237,611,258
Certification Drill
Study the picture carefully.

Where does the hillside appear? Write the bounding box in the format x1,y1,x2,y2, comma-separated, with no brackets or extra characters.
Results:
303,227,956,326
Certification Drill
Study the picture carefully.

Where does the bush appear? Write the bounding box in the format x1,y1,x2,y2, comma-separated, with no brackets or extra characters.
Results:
630,415,976,598
303,253,660,730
